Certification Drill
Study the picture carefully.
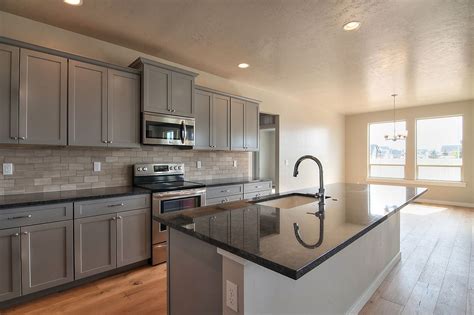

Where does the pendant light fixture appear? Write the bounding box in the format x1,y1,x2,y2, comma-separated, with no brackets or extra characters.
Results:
384,94,408,141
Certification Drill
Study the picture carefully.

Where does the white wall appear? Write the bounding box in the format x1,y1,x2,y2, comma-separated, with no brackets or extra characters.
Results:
345,100,474,206
0,11,345,192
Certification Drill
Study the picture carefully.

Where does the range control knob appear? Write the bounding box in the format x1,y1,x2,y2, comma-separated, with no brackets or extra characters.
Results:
143,167,148,171
178,166,183,170
136,167,142,171
174,166,178,170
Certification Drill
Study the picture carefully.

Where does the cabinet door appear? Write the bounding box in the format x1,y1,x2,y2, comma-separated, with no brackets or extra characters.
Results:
194,213,229,243
0,44,19,144
108,69,140,148
212,94,231,150
230,98,245,151
74,214,117,279
116,208,151,267
171,72,194,117
20,221,73,295
68,60,108,147
0,228,21,302
143,64,171,114
194,89,212,150
19,49,67,145
244,101,260,151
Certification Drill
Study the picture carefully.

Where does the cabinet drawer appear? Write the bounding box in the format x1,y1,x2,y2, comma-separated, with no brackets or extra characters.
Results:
206,184,243,199
0,203,73,229
244,181,272,193
206,194,243,206
74,194,150,218
244,190,271,200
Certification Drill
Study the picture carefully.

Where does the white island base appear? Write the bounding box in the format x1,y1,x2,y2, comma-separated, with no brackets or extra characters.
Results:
167,212,400,315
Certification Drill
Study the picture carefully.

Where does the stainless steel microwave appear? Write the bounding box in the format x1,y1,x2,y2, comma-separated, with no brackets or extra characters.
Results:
142,113,195,146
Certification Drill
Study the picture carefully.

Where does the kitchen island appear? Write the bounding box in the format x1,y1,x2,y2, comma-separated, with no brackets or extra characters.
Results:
154,183,426,315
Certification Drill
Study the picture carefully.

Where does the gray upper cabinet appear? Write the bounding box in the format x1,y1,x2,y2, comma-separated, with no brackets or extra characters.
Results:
116,208,151,267
212,94,231,150
194,89,212,149
19,49,67,145
170,72,194,117
68,61,140,148
230,98,245,150
130,57,198,117
244,101,259,151
107,69,140,148
142,64,171,114
74,213,117,280
231,98,259,151
68,60,108,147
0,44,19,145
20,221,74,295
0,228,21,302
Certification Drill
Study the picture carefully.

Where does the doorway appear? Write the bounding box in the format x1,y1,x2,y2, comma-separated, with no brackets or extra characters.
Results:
253,113,280,193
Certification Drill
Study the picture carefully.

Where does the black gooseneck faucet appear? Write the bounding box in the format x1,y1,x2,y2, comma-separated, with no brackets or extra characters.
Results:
292,155,326,249
293,155,325,199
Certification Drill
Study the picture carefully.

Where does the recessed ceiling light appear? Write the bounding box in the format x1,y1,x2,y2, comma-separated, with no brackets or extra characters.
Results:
64,0,83,6
343,21,361,31
238,63,249,69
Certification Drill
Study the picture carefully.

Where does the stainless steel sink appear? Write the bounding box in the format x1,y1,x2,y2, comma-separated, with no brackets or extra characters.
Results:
256,194,317,209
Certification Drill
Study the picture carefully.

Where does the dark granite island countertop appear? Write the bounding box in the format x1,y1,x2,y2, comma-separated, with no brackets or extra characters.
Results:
155,183,427,279
0,186,151,210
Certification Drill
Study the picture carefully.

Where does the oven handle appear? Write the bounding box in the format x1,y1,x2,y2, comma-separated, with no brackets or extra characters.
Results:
153,189,206,199
180,121,187,144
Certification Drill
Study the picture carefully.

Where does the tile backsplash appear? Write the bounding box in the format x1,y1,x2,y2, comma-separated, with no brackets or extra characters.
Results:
0,146,250,196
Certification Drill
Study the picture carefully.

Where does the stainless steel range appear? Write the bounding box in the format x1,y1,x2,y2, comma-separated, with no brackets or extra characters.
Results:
133,163,206,265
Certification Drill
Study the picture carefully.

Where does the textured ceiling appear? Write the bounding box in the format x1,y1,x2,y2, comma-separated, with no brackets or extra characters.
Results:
0,0,473,114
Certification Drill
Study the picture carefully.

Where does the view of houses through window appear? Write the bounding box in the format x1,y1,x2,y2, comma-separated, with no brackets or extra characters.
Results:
368,121,406,179
368,116,463,182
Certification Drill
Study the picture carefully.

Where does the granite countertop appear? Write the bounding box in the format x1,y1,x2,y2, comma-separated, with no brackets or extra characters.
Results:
154,183,427,280
0,186,151,210
199,177,272,187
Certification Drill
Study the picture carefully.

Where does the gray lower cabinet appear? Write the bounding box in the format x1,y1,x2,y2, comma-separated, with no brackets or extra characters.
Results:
21,221,74,295
230,98,259,151
116,208,151,267
74,213,117,280
0,43,19,145
194,212,229,243
194,88,230,150
74,207,151,279
0,228,21,302
19,49,68,145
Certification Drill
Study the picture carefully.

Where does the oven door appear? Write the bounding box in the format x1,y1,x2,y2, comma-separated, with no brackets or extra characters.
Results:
142,113,195,146
152,188,206,244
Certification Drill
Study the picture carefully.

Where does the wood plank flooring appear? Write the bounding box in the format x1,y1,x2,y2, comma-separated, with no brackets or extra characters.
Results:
1,203,472,315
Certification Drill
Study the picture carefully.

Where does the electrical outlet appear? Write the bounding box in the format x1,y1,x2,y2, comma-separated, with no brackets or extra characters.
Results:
284,159,289,166
233,160,237,168
226,280,238,312
196,161,202,169
2,163,13,176
93,162,101,172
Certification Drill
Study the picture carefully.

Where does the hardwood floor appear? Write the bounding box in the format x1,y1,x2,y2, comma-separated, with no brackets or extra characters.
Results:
1,203,472,315
361,203,474,315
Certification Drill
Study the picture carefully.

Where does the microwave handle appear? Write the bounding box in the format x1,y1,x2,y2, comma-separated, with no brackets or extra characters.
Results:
180,121,187,144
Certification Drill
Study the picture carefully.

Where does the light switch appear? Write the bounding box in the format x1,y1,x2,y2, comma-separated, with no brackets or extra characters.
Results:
196,161,202,169
93,162,101,172
3,163,13,175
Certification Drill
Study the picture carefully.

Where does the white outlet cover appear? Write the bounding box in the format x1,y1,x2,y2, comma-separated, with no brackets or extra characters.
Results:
93,162,101,172
233,160,237,167
2,163,13,175
285,159,289,166
226,280,238,312
196,161,202,169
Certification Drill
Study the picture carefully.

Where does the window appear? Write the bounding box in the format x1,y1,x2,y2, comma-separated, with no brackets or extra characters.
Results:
416,116,463,181
368,121,406,179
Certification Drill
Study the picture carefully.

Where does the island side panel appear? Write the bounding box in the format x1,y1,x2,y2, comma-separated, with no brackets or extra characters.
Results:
168,229,223,315
221,212,400,315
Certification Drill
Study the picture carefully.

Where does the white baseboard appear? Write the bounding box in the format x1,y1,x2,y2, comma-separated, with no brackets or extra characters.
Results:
415,198,474,208
346,252,401,315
